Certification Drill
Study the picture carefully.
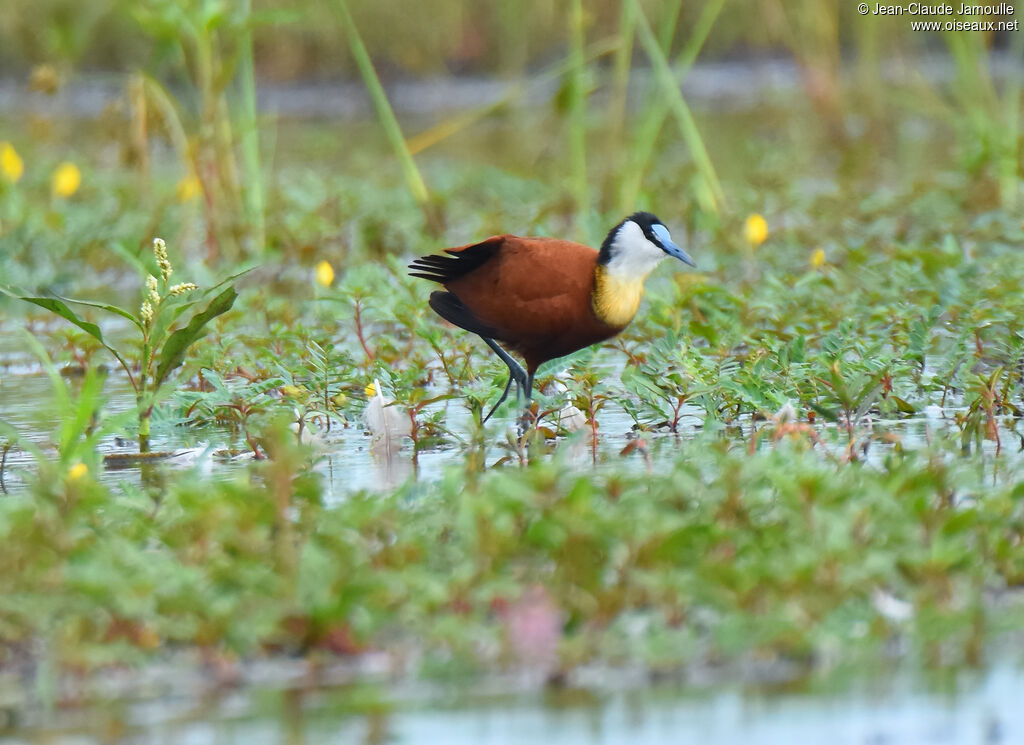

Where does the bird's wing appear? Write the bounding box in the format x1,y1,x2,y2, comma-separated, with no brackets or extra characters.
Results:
407,236,506,284
444,238,601,342
427,290,501,339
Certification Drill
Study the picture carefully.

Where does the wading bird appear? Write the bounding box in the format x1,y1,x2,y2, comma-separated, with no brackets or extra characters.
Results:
409,212,695,422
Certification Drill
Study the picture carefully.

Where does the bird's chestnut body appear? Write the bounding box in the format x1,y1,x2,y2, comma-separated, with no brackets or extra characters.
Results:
436,236,628,372
409,212,695,420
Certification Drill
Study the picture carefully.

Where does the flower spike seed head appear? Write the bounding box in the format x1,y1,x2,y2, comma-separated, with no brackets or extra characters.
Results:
146,274,160,305
169,282,198,296
153,237,173,282
140,300,154,324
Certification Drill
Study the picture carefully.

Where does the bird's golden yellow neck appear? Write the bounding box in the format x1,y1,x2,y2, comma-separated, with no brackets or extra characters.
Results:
591,264,645,328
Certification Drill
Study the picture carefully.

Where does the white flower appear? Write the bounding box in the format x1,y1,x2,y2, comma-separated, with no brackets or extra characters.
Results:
169,282,198,296
153,237,172,281
146,274,160,305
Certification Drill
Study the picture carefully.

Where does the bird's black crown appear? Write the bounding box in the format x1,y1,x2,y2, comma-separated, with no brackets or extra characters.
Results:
598,211,666,265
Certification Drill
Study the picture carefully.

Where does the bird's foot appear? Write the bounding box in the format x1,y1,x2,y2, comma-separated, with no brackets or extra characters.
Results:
516,402,539,439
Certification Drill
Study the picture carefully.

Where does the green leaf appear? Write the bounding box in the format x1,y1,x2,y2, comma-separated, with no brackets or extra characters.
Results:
154,286,237,386
892,396,917,414
2,292,104,343
0,288,136,382
854,382,884,421
808,401,839,422
56,295,142,330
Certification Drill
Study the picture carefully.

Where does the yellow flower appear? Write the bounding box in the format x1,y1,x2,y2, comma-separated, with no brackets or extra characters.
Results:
68,462,88,481
810,247,826,269
315,260,335,287
743,213,768,248
1,142,24,183
52,161,81,197
365,382,377,398
176,174,201,202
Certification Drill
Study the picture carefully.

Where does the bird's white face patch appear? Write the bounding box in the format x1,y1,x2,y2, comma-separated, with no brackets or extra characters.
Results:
605,219,667,281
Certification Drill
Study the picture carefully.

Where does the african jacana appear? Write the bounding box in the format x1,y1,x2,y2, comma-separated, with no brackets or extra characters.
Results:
409,212,695,421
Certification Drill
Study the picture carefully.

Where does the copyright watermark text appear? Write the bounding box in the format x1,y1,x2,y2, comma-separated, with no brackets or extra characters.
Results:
857,2,1020,30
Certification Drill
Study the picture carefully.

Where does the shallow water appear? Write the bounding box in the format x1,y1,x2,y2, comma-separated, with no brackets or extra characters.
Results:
0,363,672,497
2,358,1021,502
2,664,1022,745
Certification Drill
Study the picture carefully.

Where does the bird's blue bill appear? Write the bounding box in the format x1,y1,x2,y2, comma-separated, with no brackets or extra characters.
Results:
652,224,696,267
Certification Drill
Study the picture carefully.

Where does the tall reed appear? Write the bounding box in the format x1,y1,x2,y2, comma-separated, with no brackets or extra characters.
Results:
944,29,1022,209
627,0,724,216
334,0,437,231
617,0,723,214
237,0,265,252
567,0,590,238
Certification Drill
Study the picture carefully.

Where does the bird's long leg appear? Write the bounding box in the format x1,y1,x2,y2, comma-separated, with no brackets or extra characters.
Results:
517,369,538,433
481,337,529,423
482,375,513,424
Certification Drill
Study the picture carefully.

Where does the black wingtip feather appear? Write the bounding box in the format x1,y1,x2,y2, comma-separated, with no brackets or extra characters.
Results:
408,237,504,284
428,291,500,338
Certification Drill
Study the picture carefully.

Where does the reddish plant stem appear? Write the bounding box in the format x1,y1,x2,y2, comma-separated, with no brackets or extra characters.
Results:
353,299,375,362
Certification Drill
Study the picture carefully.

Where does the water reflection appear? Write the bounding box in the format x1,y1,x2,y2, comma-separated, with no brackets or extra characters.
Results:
1,368,1020,501
2,666,1021,744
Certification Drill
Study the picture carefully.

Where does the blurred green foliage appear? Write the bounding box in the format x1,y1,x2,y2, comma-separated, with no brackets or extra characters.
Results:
2,413,1023,675
0,0,1023,704
0,1,900,78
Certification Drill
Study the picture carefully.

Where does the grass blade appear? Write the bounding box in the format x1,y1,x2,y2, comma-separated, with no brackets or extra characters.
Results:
605,0,637,184
333,0,431,216
567,0,589,234
628,0,724,214
237,0,265,251
999,30,1022,210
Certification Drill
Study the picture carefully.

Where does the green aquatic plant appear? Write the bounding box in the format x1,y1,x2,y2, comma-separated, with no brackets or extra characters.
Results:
296,339,352,434
565,0,589,236
178,368,284,458
3,238,240,453
132,0,283,258
620,333,708,433
942,28,1022,209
